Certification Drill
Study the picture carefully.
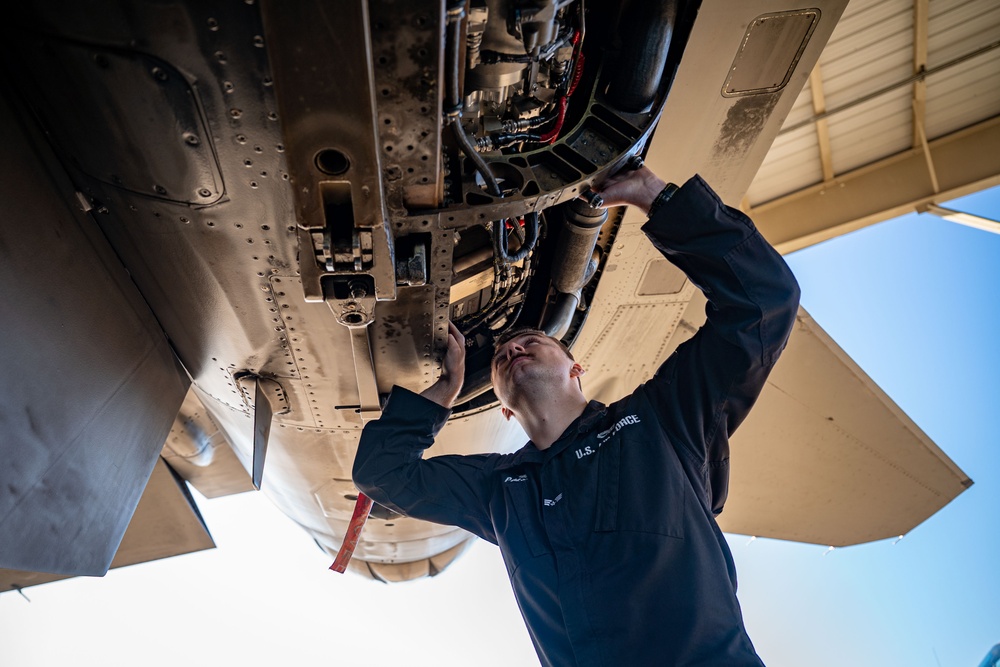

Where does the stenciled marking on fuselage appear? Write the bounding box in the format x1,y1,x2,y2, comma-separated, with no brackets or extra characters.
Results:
576,414,642,459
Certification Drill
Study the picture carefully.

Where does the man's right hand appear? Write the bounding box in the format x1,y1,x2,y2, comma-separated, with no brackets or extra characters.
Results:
421,321,466,408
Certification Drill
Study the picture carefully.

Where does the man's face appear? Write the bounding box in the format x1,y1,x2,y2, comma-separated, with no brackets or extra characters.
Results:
490,332,578,406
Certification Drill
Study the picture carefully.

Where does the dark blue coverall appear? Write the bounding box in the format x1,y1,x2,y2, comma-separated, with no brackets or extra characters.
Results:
353,175,801,666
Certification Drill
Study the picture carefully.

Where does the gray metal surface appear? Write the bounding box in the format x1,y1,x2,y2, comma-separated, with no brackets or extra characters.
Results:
162,389,255,499
0,89,189,576
1,459,215,592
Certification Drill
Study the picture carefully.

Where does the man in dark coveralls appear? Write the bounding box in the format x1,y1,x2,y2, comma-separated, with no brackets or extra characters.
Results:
353,166,800,666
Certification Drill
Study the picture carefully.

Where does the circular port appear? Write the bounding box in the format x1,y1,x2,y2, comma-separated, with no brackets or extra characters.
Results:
315,149,350,175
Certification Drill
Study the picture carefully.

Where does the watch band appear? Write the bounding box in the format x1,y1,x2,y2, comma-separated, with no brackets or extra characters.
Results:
647,183,678,219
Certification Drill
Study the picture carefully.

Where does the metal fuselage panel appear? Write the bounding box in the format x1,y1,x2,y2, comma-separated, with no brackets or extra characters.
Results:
5,1,385,560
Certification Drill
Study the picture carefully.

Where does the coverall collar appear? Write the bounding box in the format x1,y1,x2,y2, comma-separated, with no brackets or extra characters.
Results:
502,400,608,467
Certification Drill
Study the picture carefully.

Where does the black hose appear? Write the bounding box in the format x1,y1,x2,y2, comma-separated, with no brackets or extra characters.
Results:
493,211,539,264
477,132,542,152
444,0,502,198
444,3,463,118
480,50,533,64
453,123,503,197
541,291,580,339
607,0,678,113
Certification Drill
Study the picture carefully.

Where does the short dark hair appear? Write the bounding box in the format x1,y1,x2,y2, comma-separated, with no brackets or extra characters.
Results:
492,327,575,361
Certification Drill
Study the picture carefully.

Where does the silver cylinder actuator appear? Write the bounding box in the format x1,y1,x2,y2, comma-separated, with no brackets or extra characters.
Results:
552,198,607,294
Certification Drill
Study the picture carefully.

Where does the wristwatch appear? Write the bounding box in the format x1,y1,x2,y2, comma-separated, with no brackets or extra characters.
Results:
647,183,678,219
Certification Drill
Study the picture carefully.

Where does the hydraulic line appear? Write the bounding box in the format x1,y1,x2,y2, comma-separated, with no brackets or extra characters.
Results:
459,211,543,336
445,0,503,198
539,30,584,144
474,132,541,152
493,211,539,264
606,0,677,112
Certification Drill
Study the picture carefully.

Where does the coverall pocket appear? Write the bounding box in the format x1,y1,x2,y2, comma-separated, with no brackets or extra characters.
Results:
594,433,686,539
505,481,550,558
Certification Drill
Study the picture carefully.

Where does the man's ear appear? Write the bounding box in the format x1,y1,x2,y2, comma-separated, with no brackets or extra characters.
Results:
570,363,586,378
500,405,513,421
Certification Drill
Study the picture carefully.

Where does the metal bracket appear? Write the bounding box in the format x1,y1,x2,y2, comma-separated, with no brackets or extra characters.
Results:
236,374,290,490
344,321,382,422
321,276,381,421
396,241,428,287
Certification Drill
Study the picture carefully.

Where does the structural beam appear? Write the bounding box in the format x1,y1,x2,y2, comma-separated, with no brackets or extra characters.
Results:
912,0,929,148
926,204,1000,235
809,64,835,182
751,116,1000,254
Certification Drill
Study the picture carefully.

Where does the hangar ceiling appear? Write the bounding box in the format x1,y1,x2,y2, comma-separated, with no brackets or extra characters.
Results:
745,0,1000,251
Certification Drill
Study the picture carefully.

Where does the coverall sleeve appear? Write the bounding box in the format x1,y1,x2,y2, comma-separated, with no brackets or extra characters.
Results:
638,174,800,514
352,386,498,543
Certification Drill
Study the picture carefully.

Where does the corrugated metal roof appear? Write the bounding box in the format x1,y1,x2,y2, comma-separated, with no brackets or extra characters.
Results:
747,0,1000,207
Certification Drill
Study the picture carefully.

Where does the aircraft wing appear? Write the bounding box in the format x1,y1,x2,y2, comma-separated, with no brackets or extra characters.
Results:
574,223,971,547
722,308,973,546
570,1,974,546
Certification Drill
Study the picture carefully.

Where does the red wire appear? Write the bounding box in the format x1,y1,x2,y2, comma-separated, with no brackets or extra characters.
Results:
540,31,584,145
568,50,585,96
540,98,568,144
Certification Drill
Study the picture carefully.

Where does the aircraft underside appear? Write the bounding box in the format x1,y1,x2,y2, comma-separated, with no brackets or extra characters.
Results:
0,0,971,588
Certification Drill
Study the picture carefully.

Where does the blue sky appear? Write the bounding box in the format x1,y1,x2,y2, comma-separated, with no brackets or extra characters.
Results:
1,189,998,666
743,186,1000,666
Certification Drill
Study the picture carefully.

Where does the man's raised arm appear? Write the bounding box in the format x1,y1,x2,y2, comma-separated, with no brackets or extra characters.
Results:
598,168,801,514
352,322,497,542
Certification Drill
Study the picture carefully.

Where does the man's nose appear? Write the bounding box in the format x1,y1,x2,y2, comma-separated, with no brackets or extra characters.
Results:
501,342,522,361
